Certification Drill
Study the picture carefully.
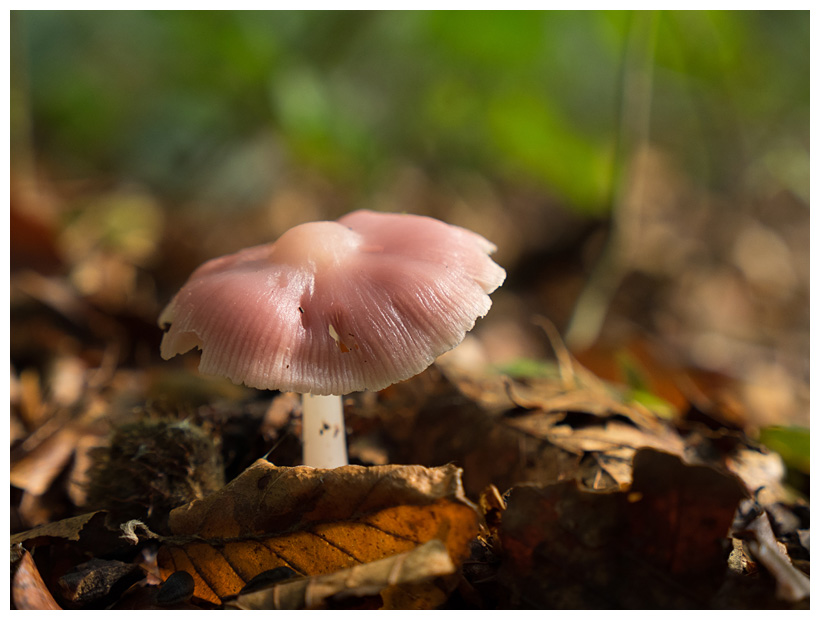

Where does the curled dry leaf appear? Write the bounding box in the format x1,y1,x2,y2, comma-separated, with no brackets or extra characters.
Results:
725,445,792,506
11,510,143,562
157,460,479,604
504,408,685,491
12,547,62,610
11,511,107,548
227,538,456,609
371,367,686,496
733,509,810,602
498,449,748,608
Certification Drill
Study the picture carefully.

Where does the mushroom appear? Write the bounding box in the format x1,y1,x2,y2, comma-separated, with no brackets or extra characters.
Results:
158,209,505,468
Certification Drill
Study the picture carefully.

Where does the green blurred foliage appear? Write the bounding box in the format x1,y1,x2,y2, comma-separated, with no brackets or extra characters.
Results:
493,357,559,380
758,426,810,474
13,10,809,212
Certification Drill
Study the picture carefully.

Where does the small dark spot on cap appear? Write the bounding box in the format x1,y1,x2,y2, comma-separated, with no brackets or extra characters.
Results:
298,307,304,314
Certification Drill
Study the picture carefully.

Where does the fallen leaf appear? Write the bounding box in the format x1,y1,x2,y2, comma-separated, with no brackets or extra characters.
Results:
9,201,63,274
733,507,810,602
505,410,686,490
157,460,479,604
11,424,82,496
11,510,140,560
478,484,506,535
725,445,793,505
57,558,142,605
372,367,686,495
797,530,809,555
12,547,62,610
11,511,107,547
379,578,451,610
498,449,747,608
227,539,456,609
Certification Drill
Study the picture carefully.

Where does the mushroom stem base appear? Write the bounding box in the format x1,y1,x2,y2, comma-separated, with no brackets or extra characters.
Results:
301,393,348,468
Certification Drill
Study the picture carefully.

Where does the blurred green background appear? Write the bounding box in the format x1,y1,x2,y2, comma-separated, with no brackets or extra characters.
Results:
10,10,810,439
12,10,808,212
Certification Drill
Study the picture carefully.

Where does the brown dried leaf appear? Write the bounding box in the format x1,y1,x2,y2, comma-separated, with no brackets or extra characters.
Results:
227,539,455,609
506,410,686,491
733,509,810,602
479,484,506,535
157,460,479,604
726,446,793,506
354,370,580,496
375,368,688,495
12,547,62,610
10,510,137,561
11,424,82,496
507,410,684,454
498,449,748,608
379,578,452,610
11,511,107,547
57,558,142,605
16,368,46,428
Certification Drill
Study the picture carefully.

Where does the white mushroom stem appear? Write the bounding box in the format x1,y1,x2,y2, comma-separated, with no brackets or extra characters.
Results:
301,393,348,468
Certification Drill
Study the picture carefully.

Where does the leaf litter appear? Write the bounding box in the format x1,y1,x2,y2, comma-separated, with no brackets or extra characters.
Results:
154,460,479,604
10,254,809,609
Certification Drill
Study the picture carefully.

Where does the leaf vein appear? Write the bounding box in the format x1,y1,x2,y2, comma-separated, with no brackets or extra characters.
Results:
178,545,221,603
307,530,363,563
212,543,251,583
360,519,420,544
259,539,309,576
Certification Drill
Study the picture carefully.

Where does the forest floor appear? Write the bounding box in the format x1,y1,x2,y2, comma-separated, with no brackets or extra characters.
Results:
10,168,810,609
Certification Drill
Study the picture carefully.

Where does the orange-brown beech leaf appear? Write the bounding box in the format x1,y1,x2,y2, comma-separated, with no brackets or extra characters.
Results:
157,460,479,605
498,449,748,609
227,539,456,609
12,547,62,609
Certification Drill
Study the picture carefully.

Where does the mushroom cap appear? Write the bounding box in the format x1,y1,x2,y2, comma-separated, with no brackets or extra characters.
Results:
158,210,505,395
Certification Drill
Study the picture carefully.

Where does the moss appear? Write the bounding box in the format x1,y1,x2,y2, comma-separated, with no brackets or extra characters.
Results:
84,414,224,527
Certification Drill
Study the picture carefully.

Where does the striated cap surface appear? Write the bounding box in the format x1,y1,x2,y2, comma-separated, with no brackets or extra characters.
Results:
158,210,505,395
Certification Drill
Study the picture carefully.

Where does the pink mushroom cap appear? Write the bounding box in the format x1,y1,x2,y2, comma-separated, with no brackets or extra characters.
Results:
158,210,505,395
